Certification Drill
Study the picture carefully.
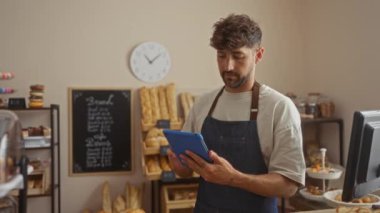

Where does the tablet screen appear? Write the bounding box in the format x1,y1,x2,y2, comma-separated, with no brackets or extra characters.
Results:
163,129,212,163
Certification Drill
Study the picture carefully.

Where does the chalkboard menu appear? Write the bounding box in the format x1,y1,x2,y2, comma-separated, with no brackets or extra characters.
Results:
69,88,132,175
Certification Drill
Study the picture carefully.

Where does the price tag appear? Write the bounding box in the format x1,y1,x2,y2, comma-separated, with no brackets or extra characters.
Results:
8,98,26,109
160,145,170,156
161,171,176,182
156,119,170,129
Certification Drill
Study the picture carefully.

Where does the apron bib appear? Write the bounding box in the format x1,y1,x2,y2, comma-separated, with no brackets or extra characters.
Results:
194,82,277,213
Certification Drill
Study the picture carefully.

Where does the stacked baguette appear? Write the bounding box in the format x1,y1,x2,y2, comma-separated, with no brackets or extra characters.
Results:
179,92,195,120
85,181,145,213
139,83,179,126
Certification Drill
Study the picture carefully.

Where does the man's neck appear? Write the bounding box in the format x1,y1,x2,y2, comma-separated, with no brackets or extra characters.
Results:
224,80,255,93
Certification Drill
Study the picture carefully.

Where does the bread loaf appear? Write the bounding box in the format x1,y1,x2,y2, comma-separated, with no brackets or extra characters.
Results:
139,87,153,125
180,93,190,119
125,182,143,210
149,87,161,123
102,181,112,213
145,137,159,148
158,86,170,120
159,156,171,171
145,127,163,139
166,83,178,122
146,156,162,173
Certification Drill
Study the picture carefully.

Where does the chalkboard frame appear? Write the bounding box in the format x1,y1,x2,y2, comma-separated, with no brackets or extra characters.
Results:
68,87,133,176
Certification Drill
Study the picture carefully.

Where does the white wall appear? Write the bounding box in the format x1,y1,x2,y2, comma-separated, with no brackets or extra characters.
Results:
0,1,303,212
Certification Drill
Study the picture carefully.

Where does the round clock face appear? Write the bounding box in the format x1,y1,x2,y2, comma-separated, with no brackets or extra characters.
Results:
129,42,171,83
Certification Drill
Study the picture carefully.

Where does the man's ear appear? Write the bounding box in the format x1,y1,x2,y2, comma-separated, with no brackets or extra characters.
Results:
255,47,264,63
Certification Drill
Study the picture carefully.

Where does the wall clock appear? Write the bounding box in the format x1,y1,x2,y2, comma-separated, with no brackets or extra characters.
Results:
129,41,171,83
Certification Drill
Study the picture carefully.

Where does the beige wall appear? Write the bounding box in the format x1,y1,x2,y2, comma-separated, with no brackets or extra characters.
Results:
301,1,380,164
1,0,378,212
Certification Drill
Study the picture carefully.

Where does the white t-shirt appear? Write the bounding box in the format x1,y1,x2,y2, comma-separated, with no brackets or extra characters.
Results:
182,84,306,185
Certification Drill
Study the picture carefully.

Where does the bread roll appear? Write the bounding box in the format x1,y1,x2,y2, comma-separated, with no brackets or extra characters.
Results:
166,83,178,122
158,86,170,120
145,127,163,139
159,156,171,171
139,87,153,125
113,195,126,213
145,137,159,148
102,181,112,213
149,87,161,123
146,156,162,173
157,136,169,146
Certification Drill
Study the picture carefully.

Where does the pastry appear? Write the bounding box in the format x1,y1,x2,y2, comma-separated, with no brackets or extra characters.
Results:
29,84,45,108
157,136,169,146
30,84,44,91
145,137,159,148
145,128,163,139
159,156,171,171
0,72,14,79
146,156,162,173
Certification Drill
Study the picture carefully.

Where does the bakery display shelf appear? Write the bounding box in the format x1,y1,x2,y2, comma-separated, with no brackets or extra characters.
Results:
141,119,183,132
9,107,51,111
142,142,160,155
142,155,199,181
161,184,198,213
11,104,61,213
0,165,33,198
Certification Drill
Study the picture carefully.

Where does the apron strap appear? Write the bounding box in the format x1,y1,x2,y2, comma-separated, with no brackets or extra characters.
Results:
207,88,224,117
207,81,261,120
250,81,261,120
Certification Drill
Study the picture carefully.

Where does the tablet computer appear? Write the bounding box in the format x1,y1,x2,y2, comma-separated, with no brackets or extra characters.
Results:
163,129,212,163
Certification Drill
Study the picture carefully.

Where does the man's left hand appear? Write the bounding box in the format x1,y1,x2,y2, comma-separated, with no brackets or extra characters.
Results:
180,150,240,186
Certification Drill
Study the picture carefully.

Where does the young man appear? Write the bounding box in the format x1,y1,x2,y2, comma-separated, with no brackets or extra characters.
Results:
168,14,305,213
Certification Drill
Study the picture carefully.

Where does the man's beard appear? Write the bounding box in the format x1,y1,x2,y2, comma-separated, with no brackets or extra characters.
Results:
222,71,249,89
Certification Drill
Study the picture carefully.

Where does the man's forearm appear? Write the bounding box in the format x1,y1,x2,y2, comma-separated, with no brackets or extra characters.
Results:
229,171,299,198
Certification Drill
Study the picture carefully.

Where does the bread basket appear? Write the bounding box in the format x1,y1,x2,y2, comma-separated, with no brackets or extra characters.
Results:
0,110,23,183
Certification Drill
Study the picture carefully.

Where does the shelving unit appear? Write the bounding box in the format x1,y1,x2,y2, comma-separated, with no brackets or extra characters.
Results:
11,104,60,213
0,155,29,213
288,117,344,212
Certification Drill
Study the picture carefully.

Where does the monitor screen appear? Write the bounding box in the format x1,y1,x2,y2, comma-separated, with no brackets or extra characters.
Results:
342,110,380,202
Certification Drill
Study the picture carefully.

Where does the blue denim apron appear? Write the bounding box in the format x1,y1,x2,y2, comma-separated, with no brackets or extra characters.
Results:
194,82,277,213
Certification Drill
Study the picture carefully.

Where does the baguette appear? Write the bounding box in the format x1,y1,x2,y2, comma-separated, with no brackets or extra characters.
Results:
149,87,161,123
158,86,170,120
180,93,190,119
166,83,178,122
102,181,112,213
139,87,153,125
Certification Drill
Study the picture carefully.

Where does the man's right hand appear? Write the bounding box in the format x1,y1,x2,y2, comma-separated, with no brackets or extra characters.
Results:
167,149,193,177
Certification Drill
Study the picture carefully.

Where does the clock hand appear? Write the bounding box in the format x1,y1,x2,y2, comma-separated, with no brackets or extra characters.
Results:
144,54,153,64
150,53,162,63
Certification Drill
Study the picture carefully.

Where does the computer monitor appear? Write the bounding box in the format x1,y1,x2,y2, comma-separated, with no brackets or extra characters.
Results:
342,110,380,202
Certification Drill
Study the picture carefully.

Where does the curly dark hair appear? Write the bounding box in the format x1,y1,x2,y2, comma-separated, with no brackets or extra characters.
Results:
210,14,262,50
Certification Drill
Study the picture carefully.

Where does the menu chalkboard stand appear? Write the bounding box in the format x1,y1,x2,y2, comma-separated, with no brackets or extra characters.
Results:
68,88,133,176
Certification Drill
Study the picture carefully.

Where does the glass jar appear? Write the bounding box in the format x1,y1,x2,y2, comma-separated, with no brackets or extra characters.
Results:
306,93,321,118
295,97,307,115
